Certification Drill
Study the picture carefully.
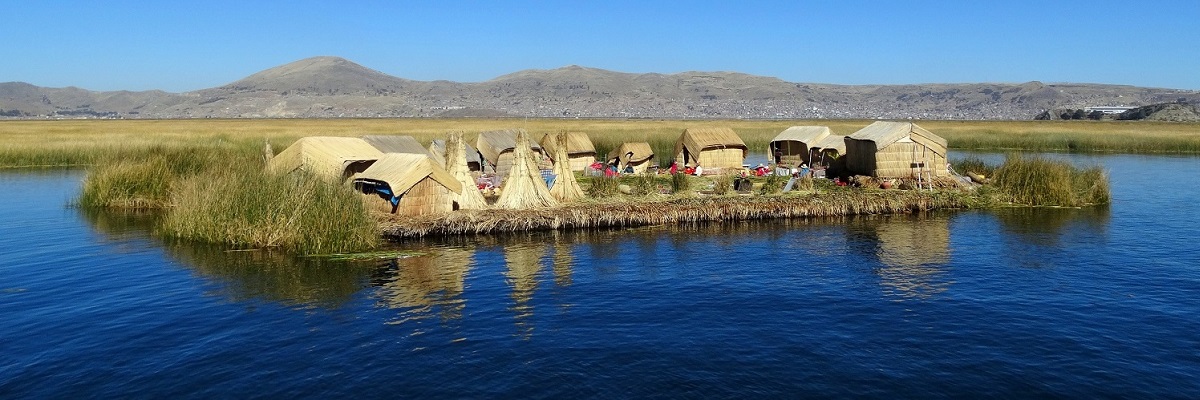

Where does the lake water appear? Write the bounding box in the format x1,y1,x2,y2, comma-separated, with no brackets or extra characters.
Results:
3,154,1200,398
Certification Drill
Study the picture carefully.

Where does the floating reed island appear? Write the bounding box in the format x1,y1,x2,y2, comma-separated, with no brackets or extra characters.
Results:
378,190,970,239
74,121,1111,252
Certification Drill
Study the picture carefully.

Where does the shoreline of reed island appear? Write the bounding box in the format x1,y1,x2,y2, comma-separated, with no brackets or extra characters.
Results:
377,189,973,239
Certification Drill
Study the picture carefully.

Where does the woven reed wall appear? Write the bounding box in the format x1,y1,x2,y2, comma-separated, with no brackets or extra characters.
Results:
873,142,948,179
397,177,454,216
567,155,596,172
697,148,745,169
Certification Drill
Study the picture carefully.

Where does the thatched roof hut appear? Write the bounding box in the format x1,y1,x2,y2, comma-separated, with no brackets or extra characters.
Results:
844,121,948,179
268,136,383,181
428,139,483,172
769,126,832,166
607,142,655,174
539,132,596,172
811,134,846,167
476,129,548,176
363,135,436,158
674,128,746,170
352,153,462,215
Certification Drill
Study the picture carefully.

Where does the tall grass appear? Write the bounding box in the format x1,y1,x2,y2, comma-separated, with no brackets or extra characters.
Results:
991,154,1110,207
74,140,377,254
162,167,378,254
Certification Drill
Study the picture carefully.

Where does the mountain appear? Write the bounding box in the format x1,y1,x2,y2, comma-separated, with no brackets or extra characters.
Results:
2,56,1198,120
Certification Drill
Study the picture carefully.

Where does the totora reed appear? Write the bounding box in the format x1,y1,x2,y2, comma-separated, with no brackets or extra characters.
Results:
379,191,969,239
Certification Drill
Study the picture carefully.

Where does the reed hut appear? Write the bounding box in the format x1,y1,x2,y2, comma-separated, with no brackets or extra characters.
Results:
769,126,833,166
363,135,436,159
673,128,747,170
429,139,483,172
539,132,596,172
268,136,383,181
494,130,557,209
476,129,548,177
844,121,948,179
607,142,655,174
442,131,487,210
352,153,462,215
810,134,846,167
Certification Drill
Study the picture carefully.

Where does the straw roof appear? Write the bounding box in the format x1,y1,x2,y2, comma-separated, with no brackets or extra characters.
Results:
770,126,833,146
847,121,947,157
268,136,383,180
355,153,461,196
813,134,847,153
607,142,655,163
539,132,596,156
676,127,747,155
476,129,544,167
428,139,482,167
363,135,435,158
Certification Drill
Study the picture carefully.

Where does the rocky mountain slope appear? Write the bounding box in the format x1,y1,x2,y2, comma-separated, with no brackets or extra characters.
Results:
2,56,1197,120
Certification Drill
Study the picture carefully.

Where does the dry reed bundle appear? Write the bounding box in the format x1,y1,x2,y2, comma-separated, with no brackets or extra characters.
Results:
494,130,558,209
380,191,969,239
548,132,584,202
445,131,487,209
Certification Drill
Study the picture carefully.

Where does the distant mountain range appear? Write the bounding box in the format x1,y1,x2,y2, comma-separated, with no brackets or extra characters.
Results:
2,56,1198,120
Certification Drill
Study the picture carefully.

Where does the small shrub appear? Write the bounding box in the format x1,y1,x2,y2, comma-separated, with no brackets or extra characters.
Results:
586,176,620,198
712,174,733,195
760,174,786,195
630,173,659,196
671,172,691,194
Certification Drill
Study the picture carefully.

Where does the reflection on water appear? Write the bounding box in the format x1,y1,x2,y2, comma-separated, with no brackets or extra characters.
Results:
80,206,378,308
167,244,376,308
504,242,546,338
995,206,1110,246
847,213,952,300
371,247,471,323
994,206,1110,269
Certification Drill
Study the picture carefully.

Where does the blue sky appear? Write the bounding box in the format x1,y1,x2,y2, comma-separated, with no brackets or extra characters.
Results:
4,0,1198,92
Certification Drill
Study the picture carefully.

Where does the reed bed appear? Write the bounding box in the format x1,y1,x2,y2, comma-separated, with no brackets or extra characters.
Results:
379,191,969,239
162,166,378,254
990,154,1111,207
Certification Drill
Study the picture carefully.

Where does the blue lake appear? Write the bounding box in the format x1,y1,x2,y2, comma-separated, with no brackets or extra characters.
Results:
2,154,1199,398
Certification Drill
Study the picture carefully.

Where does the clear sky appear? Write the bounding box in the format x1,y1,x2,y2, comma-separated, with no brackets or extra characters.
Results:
3,0,1198,92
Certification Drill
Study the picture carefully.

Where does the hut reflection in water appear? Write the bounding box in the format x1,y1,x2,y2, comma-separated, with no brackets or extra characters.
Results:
847,214,952,300
373,246,472,323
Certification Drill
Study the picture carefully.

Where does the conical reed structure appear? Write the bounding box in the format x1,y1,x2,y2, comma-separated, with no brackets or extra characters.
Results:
445,131,487,210
548,131,584,202
495,130,558,209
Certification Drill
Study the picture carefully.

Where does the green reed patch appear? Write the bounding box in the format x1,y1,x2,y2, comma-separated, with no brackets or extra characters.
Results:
162,166,378,254
991,154,1110,207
